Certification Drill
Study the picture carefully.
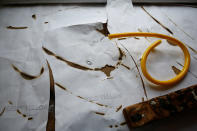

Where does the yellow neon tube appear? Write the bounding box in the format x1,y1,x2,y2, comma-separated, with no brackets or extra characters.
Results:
108,32,190,86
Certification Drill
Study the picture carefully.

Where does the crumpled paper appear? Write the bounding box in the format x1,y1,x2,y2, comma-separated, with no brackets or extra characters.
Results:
1,0,197,131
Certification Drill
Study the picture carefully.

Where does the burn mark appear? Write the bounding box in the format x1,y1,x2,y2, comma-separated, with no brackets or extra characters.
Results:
118,38,127,40
42,47,93,71
16,109,29,118
176,61,197,78
45,22,49,24
7,26,28,29
96,23,110,36
134,37,140,40
55,82,67,90
95,65,115,77
8,101,13,105
55,83,111,108
121,44,148,100
142,97,145,102
96,103,104,106
164,14,194,40
11,64,44,80
77,96,84,99
167,40,176,46
32,14,36,20
109,125,113,128
28,117,33,120
94,112,105,116
16,109,21,115
116,105,122,112
121,64,130,70
120,121,126,126
171,66,181,75
46,60,55,131
106,77,113,80
187,45,197,54
0,107,5,116
42,44,124,77
118,47,125,61
138,28,150,42
141,6,173,35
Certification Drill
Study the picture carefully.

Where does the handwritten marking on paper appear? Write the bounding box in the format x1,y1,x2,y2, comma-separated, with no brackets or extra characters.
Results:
11,64,44,80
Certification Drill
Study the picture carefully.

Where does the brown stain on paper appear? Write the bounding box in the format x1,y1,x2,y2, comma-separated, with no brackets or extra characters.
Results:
55,82,111,108
176,61,197,78
116,105,122,112
109,122,127,128
120,121,126,126
16,109,29,118
141,6,173,35
121,64,130,70
8,101,13,105
164,14,194,40
32,14,36,20
7,26,28,29
171,66,181,75
118,38,127,40
55,82,67,90
138,28,150,42
42,46,125,77
0,107,5,116
96,23,110,36
28,117,33,120
94,112,105,116
12,64,44,80
94,65,115,77
46,60,55,131
109,125,113,128
121,44,148,100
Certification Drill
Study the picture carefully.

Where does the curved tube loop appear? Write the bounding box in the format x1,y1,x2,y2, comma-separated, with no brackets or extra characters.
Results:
108,32,190,86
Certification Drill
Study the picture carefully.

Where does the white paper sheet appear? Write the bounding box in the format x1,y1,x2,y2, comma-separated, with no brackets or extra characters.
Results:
0,1,197,131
